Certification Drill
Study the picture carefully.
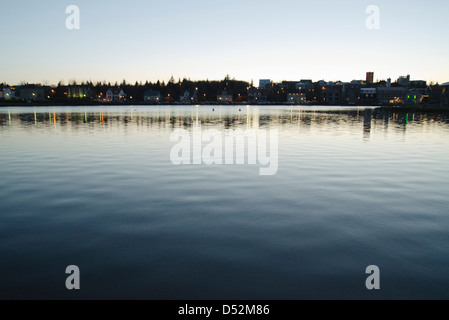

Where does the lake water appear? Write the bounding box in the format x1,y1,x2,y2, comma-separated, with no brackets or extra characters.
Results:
1,106,449,300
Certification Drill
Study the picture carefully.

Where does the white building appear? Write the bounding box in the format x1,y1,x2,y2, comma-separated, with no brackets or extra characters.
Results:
0,87,15,100
106,88,126,102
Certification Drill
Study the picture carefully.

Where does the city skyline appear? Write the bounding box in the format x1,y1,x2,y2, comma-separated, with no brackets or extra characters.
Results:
0,72,444,87
1,0,448,84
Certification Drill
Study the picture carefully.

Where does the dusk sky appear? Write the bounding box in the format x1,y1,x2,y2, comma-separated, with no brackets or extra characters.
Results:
1,0,448,85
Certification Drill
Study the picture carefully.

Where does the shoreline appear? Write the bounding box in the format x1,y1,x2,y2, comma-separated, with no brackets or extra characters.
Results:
0,101,447,111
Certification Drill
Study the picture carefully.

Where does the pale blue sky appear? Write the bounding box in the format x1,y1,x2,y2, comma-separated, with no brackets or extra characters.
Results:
1,0,448,84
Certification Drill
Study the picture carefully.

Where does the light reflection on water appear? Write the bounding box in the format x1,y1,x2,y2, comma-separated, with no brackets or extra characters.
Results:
0,105,449,299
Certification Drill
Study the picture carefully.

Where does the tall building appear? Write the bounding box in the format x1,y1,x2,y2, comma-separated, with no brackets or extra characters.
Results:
398,75,411,87
259,79,271,90
366,72,374,85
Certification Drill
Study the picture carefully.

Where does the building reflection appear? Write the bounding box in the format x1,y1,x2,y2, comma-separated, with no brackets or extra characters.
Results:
1,107,449,136
363,109,372,141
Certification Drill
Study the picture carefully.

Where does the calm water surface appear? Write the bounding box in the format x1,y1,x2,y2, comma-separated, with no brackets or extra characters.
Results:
0,106,449,299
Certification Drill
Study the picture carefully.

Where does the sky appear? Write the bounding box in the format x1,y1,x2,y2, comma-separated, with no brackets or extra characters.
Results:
1,0,448,85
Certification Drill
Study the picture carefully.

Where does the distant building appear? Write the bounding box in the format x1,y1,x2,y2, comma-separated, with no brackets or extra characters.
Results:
248,88,267,104
342,84,361,105
68,85,91,99
287,93,305,104
180,89,197,103
296,80,314,92
217,89,233,103
441,82,449,107
351,80,366,85
405,90,424,105
322,85,342,105
281,81,299,88
410,80,427,88
19,85,45,102
377,87,407,105
259,79,271,90
425,85,442,105
366,72,374,85
0,87,16,100
360,88,377,105
144,90,161,103
106,88,126,102
296,80,315,102
398,75,411,87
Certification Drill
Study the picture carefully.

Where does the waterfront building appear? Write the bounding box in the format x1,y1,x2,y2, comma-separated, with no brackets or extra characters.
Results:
425,85,442,105
217,89,233,103
359,88,377,105
342,83,361,105
68,85,91,99
144,90,161,103
180,89,197,103
287,93,305,104
0,87,16,100
441,82,449,107
106,88,126,102
19,85,45,102
322,85,342,105
376,87,407,105
248,88,267,104
405,89,424,105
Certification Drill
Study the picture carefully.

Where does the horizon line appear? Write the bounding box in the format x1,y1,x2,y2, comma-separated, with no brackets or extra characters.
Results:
1,75,445,87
